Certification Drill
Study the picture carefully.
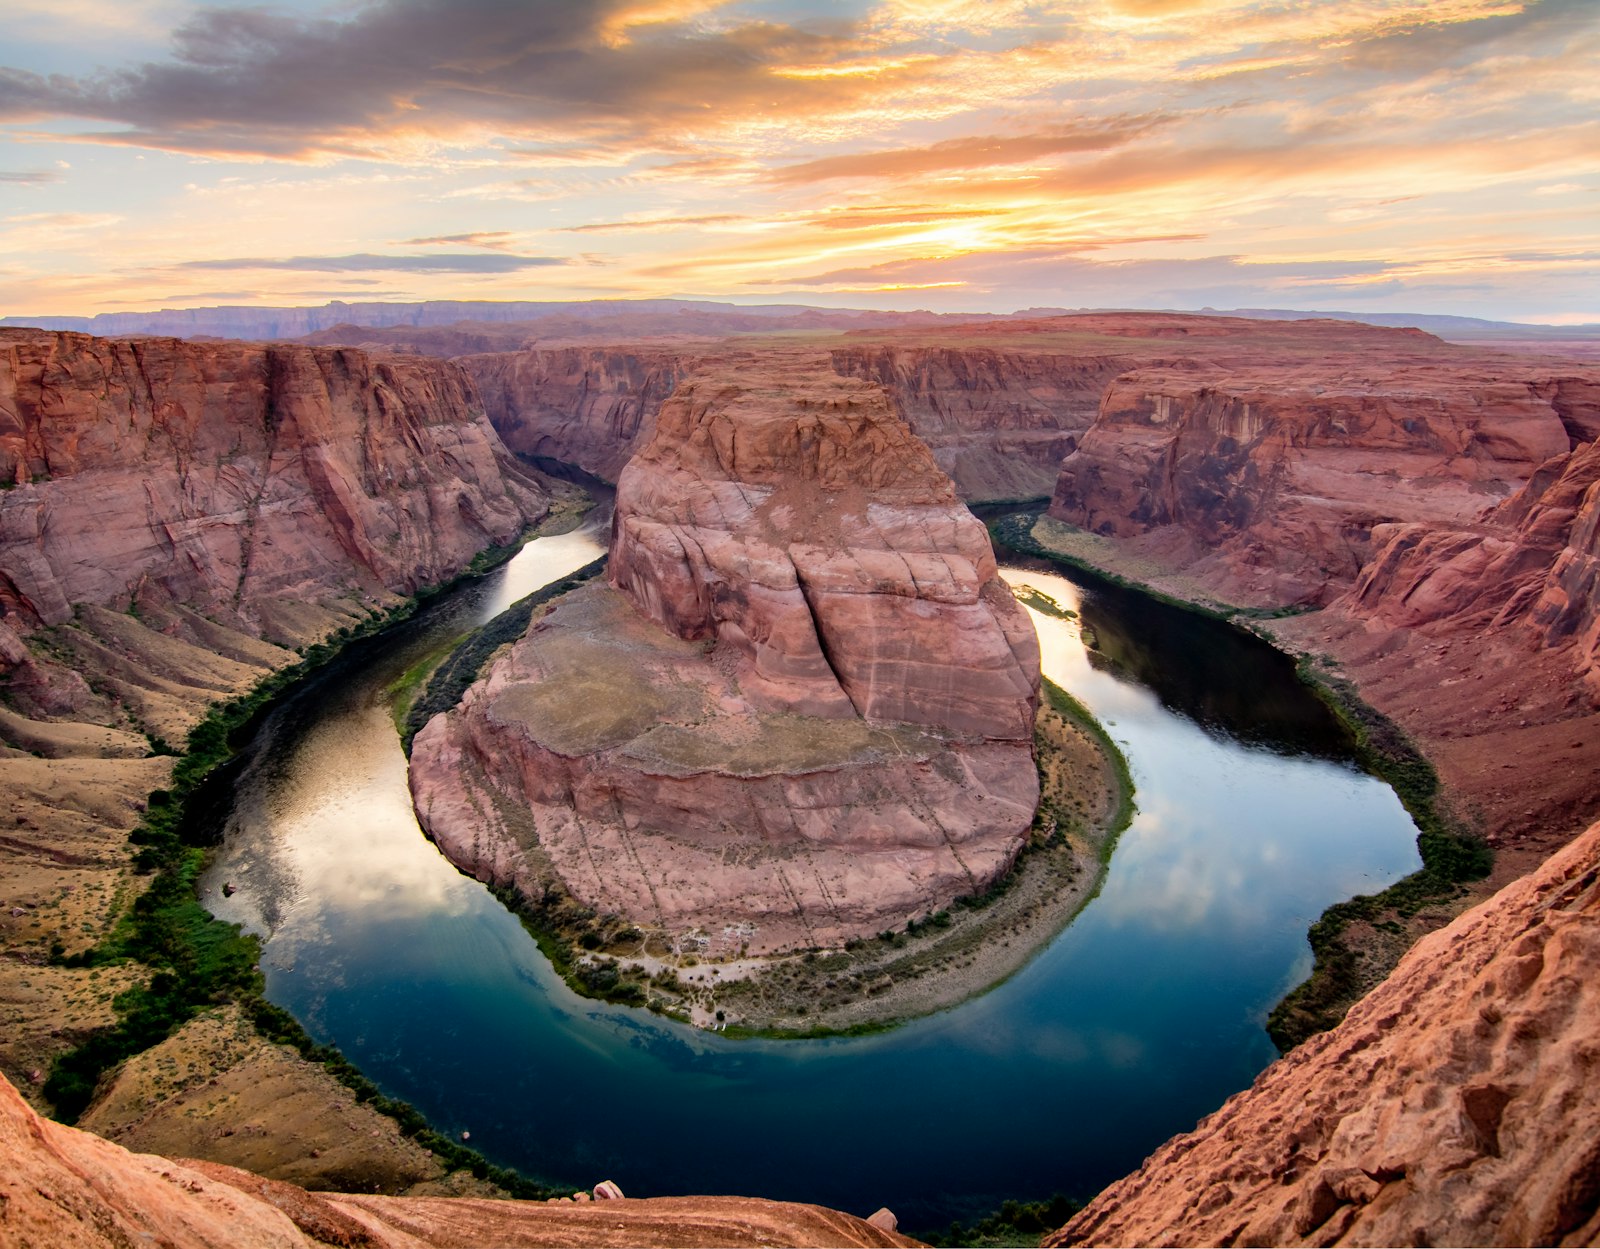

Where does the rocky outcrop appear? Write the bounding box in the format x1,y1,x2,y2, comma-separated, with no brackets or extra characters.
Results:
462,346,697,481
0,1068,918,1249
411,356,1040,956
1349,439,1600,687
1049,359,1584,607
1048,818,1600,1248
0,330,548,639
830,345,1133,501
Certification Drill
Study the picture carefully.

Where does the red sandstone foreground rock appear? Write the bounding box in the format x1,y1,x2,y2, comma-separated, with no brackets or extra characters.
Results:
0,1069,917,1248
1048,817,1600,1248
411,357,1039,956
0,330,548,637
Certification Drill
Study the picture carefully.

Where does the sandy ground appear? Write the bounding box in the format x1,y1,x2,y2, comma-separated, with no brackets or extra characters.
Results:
79,1005,500,1196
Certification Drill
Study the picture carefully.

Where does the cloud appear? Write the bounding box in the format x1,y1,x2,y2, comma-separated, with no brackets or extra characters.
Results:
0,1,877,161
173,253,570,274
402,231,520,250
0,169,61,184
561,213,749,233
770,116,1168,184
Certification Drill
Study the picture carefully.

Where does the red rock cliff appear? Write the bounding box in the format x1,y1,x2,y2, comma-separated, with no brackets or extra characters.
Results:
830,345,1134,502
0,331,548,638
1049,358,1584,607
462,346,696,481
411,355,1040,957
0,1067,918,1248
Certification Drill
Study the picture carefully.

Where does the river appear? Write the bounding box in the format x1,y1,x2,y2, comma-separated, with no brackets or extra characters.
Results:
202,506,1421,1234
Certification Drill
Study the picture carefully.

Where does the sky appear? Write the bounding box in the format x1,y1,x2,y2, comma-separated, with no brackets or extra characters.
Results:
0,0,1595,321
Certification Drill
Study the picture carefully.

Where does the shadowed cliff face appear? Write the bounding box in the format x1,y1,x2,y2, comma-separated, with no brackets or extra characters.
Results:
1049,360,1585,608
462,346,698,482
411,355,1041,957
0,330,548,639
830,345,1134,503
0,329,553,1163
1048,818,1600,1249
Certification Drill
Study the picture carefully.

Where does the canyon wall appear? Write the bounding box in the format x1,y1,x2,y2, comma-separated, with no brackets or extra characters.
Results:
462,346,697,481
0,330,548,641
411,354,1040,958
1048,358,1588,608
1049,817,1600,1248
0,330,552,1184
830,345,1134,501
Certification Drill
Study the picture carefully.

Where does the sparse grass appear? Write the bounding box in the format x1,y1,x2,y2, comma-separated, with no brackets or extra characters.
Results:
1266,661,1491,1050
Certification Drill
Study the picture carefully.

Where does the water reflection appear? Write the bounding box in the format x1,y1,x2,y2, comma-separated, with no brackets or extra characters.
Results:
1011,554,1351,757
202,526,1422,1232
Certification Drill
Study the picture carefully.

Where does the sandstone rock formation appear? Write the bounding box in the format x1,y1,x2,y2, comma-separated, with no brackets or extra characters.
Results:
0,1068,918,1248
0,329,551,1178
1048,817,1600,1248
1349,438,1600,692
1049,352,1586,608
411,357,1039,956
463,346,697,481
831,344,1134,501
0,330,548,638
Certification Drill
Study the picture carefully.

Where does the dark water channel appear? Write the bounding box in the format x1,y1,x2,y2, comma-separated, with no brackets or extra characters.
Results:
202,508,1421,1234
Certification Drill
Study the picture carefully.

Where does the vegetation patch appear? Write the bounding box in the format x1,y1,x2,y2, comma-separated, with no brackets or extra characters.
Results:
1265,661,1491,1050
399,556,607,752
920,1193,1085,1247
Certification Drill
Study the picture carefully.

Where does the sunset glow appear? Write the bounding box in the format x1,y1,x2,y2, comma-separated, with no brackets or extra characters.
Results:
1,0,1594,319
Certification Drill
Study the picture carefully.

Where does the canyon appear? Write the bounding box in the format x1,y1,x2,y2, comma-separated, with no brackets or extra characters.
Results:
410,354,1050,992
2,308,1598,1245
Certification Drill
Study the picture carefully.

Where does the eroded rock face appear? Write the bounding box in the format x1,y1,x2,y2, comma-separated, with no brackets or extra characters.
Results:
0,330,547,637
830,346,1134,502
464,346,697,481
411,357,1039,955
1048,818,1600,1249
1050,360,1584,607
0,1069,918,1249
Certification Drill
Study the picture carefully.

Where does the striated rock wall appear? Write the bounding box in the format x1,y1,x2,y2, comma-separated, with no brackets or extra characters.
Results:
0,1068,918,1248
411,356,1040,956
609,362,1039,736
463,346,697,481
1349,439,1600,686
0,330,548,638
829,345,1134,501
1049,817,1600,1248
1049,361,1585,607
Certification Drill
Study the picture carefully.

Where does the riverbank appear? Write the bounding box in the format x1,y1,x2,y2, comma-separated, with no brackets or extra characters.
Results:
993,511,1497,1048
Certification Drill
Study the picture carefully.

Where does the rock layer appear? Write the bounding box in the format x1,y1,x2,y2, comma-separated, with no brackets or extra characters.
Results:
1048,818,1600,1248
463,346,696,481
0,330,548,636
1050,356,1583,607
411,357,1039,955
831,344,1134,501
